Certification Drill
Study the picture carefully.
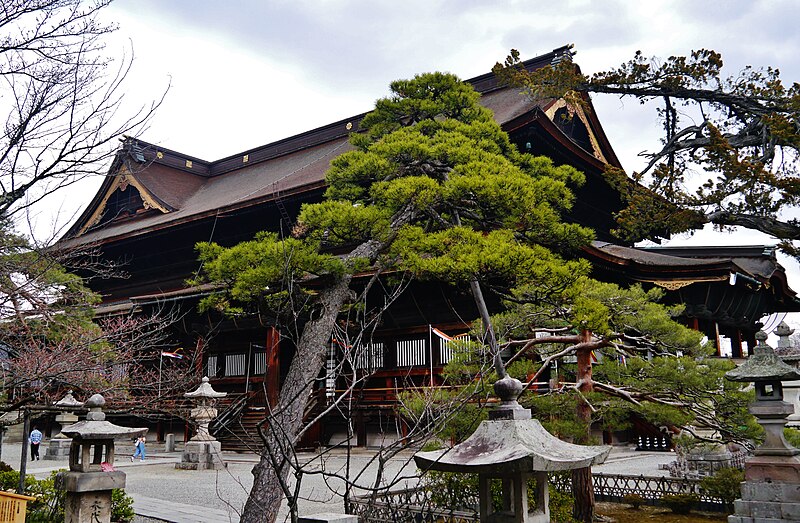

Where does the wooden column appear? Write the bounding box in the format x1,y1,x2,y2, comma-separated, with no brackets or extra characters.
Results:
731,329,743,359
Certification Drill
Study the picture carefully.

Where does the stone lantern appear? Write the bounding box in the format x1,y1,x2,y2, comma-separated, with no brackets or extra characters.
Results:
725,330,800,523
45,390,84,461
177,376,227,470
773,321,800,427
414,375,610,523
60,394,146,523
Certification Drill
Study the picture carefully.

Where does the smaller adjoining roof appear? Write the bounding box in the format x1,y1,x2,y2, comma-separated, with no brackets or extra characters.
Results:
586,242,796,292
414,418,609,474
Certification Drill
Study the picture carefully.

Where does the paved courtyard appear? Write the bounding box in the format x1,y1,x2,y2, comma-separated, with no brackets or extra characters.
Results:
0,441,676,522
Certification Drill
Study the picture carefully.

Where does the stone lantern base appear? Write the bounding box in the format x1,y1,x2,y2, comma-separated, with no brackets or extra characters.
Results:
728,456,800,522
176,440,227,470
60,471,126,523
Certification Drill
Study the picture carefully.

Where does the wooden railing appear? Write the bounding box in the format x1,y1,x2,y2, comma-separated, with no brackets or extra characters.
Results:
349,472,727,522
209,392,248,438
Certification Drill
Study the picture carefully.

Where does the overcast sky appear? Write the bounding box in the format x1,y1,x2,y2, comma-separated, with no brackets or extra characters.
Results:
35,0,800,329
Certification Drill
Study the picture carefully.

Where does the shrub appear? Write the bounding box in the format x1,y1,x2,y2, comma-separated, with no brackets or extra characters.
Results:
420,470,576,522
111,488,136,522
785,427,800,449
661,493,699,514
701,467,745,514
0,469,134,522
622,492,643,509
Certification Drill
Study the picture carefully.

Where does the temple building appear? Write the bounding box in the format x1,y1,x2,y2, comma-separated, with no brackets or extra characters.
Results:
56,46,800,449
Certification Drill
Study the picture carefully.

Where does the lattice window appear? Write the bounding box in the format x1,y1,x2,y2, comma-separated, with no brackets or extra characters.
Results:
396,339,427,367
207,355,218,378
326,344,337,398
225,353,246,376
252,351,266,375
439,336,469,364
353,342,385,371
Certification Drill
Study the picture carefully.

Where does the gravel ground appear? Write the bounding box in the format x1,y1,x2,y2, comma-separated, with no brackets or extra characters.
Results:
3,443,420,521
1,441,676,522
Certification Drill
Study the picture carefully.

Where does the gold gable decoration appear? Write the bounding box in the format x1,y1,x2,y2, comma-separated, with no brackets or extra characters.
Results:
544,99,607,163
78,166,170,235
653,280,696,291
652,275,729,290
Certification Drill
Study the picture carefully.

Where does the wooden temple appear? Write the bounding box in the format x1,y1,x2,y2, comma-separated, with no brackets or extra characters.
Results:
57,46,800,448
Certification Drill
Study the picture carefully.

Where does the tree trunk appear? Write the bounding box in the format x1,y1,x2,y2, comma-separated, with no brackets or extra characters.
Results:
571,467,595,523
240,241,380,523
572,329,595,523
240,274,352,522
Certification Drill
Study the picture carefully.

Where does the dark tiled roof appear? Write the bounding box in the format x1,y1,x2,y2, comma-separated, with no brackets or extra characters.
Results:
640,245,780,281
60,46,609,246
588,241,791,289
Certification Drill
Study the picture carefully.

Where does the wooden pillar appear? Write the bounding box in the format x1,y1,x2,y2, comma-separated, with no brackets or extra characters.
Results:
195,336,206,377
356,412,367,447
266,327,280,407
731,329,743,359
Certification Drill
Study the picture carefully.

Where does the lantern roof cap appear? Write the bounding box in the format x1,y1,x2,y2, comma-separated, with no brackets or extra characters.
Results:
54,390,83,408
726,331,800,382
414,418,610,474
185,377,227,399
775,321,795,337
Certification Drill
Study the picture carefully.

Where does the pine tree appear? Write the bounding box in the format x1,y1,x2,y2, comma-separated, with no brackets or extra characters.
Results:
195,72,596,523
494,48,800,258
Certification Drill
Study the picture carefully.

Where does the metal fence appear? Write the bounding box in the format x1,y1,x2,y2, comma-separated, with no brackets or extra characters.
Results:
558,473,726,512
349,472,727,522
348,487,476,523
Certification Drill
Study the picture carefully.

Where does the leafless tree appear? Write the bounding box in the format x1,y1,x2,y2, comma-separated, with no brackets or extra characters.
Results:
0,0,166,219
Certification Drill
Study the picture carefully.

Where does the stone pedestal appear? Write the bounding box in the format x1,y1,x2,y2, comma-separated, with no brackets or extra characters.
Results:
45,437,72,460
729,475,800,522
65,490,113,523
62,471,125,523
164,433,176,452
175,440,226,470
46,411,80,460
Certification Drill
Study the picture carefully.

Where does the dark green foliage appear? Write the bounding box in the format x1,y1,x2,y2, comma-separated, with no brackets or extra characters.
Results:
593,356,760,445
660,493,700,514
701,467,745,513
785,427,800,449
194,73,594,322
111,488,136,522
622,493,643,509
